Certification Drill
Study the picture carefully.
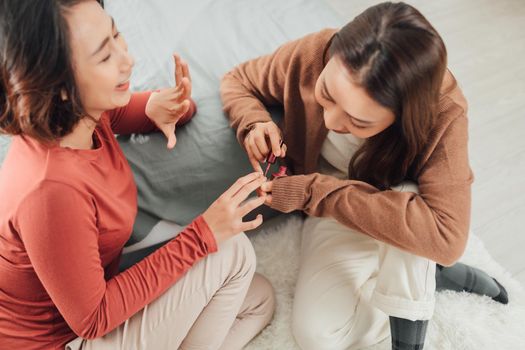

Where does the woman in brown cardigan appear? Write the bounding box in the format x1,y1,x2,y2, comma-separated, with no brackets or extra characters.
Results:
221,2,508,350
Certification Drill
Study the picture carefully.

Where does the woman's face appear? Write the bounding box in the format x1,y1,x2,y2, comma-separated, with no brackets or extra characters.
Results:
66,1,134,118
314,56,395,138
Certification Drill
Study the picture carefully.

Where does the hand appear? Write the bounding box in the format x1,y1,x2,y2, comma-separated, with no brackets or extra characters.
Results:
244,121,287,173
145,54,192,149
260,179,273,206
202,172,267,244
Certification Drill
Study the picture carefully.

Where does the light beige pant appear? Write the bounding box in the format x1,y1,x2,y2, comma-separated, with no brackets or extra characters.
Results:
292,182,436,350
66,233,275,350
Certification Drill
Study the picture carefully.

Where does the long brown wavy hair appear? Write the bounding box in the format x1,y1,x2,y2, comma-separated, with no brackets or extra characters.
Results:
0,0,104,144
329,2,448,190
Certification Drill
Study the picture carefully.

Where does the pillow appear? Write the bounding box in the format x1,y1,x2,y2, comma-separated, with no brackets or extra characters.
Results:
105,0,343,243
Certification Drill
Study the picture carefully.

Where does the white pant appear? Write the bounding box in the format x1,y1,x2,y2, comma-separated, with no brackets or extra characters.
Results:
292,182,436,350
66,234,275,350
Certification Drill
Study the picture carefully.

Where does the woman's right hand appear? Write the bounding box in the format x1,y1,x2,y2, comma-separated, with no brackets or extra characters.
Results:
244,121,287,173
202,172,267,244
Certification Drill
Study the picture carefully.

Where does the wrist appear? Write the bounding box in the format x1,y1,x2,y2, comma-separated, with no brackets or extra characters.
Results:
197,214,219,251
144,90,160,120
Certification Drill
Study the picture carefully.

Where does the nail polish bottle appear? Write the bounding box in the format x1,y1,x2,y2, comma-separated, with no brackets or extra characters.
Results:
271,166,288,180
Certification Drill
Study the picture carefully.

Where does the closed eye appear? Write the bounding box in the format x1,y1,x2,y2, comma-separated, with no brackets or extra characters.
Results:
349,118,367,129
100,32,121,63
322,77,372,129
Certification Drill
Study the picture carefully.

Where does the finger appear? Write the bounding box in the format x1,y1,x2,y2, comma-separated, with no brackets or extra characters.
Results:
181,59,191,82
246,147,263,173
239,214,264,232
264,194,273,206
231,175,267,205
173,54,183,87
160,124,177,149
238,195,266,217
167,132,177,149
171,78,190,102
256,188,264,197
266,127,282,157
223,172,264,199
248,135,265,162
260,180,273,193
169,99,190,118
179,77,191,100
281,143,287,158
253,133,270,161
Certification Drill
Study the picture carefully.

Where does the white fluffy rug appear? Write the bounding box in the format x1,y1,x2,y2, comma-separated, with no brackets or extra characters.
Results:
245,214,525,350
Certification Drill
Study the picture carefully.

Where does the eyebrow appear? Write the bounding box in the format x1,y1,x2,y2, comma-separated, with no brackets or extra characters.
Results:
322,77,375,125
91,16,115,57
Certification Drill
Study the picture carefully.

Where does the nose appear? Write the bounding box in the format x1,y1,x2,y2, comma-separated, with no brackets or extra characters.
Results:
124,53,134,70
323,108,342,131
117,51,134,74
117,39,134,72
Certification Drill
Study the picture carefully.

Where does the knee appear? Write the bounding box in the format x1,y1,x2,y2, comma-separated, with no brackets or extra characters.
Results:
217,233,257,282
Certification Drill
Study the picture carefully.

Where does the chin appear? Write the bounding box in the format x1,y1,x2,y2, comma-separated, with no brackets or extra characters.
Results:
112,92,132,108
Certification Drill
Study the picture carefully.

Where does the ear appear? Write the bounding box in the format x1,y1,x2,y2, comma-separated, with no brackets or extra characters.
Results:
60,89,68,101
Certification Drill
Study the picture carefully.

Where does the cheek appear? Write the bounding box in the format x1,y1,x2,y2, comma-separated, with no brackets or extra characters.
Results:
78,66,127,110
314,83,324,107
78,66,116,94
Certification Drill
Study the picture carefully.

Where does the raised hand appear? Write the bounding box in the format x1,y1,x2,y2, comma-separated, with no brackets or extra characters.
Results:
145,54,193,149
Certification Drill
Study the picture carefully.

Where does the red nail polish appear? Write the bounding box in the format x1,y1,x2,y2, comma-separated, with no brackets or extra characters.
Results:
271,166,288,180
264,139,284,177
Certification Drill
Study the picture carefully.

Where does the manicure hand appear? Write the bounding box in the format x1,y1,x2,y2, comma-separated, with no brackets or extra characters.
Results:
203,172,268,244
244,121,287,173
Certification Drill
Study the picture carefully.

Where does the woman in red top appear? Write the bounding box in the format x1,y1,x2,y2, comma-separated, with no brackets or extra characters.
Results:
0,0,275,349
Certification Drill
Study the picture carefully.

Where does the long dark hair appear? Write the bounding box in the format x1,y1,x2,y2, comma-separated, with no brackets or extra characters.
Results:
329,2,448,190
0,0,104,144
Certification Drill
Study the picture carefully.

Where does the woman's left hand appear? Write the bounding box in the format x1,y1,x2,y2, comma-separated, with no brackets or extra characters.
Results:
145,54,192,149
260,180,274,205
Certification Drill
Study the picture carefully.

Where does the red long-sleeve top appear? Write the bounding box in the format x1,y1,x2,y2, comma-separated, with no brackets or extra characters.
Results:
0,92,215,349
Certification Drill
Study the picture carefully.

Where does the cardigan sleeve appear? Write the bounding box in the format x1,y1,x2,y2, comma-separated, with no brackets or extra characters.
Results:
108,91,196,135
220,29,336,146
270,115,473,266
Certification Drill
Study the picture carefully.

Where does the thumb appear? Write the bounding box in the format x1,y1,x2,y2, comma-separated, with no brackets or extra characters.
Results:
161,124,177,149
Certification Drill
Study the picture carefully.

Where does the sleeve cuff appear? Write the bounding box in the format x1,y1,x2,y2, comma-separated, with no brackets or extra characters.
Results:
194,215,218,253
271,175,308,213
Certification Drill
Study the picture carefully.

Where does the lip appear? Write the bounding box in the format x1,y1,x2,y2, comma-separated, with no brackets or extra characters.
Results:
115,79,130,92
